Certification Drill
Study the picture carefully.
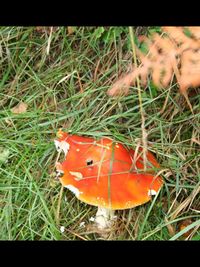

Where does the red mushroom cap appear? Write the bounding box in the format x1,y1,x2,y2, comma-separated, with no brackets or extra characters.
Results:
55,130,163,210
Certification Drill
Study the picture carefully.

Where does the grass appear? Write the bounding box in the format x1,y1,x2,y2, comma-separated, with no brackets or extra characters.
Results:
0,26,199,240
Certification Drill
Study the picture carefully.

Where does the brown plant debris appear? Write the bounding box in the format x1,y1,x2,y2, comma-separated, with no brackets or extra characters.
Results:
67,27,76,35
178,219,193,238
107,27,200,109
11,102,28,114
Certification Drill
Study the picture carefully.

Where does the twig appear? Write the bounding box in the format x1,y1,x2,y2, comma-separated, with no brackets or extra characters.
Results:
65,228,88,241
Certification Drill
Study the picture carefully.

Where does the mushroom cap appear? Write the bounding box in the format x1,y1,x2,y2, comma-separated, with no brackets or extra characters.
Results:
55,131,163,210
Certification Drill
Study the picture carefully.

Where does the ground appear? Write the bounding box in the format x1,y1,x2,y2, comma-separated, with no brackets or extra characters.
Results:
0,27,199,240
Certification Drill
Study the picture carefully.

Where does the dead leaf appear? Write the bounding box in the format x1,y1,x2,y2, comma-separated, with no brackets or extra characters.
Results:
11,102,28,114
179,49,200,93
108,27,200,110
35,26,45,33
178,219,193,238
35,27,56,34
67,26,75,35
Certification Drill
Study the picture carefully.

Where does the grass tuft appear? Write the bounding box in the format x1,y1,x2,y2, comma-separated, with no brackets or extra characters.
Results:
0,27,199,240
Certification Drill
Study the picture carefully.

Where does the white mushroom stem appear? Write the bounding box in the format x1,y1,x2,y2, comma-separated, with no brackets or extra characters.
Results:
94,207,117,229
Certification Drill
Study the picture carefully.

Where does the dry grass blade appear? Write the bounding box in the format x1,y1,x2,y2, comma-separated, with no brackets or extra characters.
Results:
56,185,64,225
65,228,88,240
185,225,200,240
170,183,200,221
165,217,175,236
46,27,53,56
94,59,101,82
57,71,77,85
129,27,148,171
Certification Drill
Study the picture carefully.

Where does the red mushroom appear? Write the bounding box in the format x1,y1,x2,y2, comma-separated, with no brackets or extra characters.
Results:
54,130,163,229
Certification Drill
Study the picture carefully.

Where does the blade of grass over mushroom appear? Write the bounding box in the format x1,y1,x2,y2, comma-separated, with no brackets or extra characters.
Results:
107,142,115,208
96,147,107,183
129,27,148,171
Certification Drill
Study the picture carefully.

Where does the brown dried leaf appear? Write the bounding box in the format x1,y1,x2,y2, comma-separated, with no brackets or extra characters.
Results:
108,26,200,110
188,27,200,40
67,26,75,35
162,26,200,51
179,49,200,94
35,26,45,33
11,102,28,114
179,219,193,238
35,27,57,34
107,71,138,96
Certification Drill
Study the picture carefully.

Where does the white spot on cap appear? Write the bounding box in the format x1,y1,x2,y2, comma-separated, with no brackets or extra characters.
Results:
60,226,65,233
69,171,83,181
148,189,157,196
54,140,70,156
65,184,82,197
